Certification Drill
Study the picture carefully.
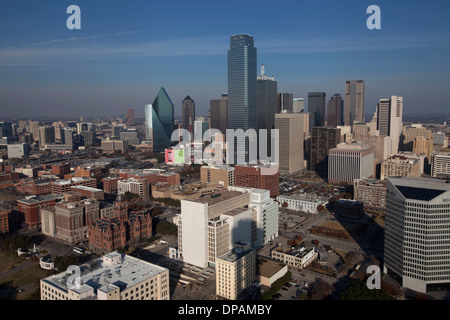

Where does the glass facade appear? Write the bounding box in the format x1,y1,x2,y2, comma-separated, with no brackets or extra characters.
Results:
227,35,257,164
145,87,174,152
308,92,326,127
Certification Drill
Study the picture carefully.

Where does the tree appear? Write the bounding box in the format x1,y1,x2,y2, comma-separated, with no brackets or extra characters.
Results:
339,281,394,300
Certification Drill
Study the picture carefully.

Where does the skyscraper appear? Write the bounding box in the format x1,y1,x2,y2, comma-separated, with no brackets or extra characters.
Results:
145,87,174,152
293,98,305,113
256,64,277,131
310,127,340,174
209,94,228,135
308,92,326,127
182,96,195,134
277,93,293,113
326,94,343,127
376,96,403,156
227,34,257,164
275,113,304,173
126,108,135,126
384,177,450,293
344,80,365,126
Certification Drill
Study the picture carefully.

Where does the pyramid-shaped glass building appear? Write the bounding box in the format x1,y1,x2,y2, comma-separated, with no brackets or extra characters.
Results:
145,87,174,152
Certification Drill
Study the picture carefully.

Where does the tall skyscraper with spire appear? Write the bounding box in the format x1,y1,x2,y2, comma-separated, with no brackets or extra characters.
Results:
227,34,257,164
256,64,277,131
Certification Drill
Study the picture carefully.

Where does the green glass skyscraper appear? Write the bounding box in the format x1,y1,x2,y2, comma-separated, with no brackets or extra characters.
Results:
145,87,174,152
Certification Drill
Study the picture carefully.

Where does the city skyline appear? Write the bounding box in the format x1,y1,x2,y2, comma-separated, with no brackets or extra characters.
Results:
1,1,450,119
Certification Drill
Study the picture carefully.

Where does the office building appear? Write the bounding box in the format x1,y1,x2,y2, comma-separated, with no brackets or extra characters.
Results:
344,80,365,126
384,177,450,294
0,204,11,234
182,96,195,133
17,195,59,229
145,87,174,152
376,96,403,156
277,93,293,113
50,199,100,243
310,127,340,174
0,122,13,138
126,108,135,126
50,177,97,194
328,142,374,184
234,164,279,198
227,34,257,163
209,94,228,138
40,252,170,300
354,178,387,209
39,126,55,149
431,151,450,179
381,154,422,180
275,112,304,173
401,124,432,151
201,164,235,187
256,64,277,131
276,193,328,214
216,241,256,300
228,186,279,247
7,143,30,158
177,189,251,268
308,92,326,127
293,98,304,113
117,178,149,200
327,94,343,127
271,244,317,269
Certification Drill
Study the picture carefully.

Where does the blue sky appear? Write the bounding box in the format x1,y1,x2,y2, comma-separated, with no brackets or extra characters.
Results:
1,0,450,119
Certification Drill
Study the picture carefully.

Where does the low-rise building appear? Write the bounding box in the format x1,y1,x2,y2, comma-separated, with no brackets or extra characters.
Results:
40,252,170,300
271,245,317,269
354,178,387,209
276,193,328,214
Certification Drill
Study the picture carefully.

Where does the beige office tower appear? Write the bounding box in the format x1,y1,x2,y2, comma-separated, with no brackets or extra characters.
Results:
200,164,235,187
275,113,304,173
413,136,433,160
402,124,432,151
215,241,256,300
344,80,365,126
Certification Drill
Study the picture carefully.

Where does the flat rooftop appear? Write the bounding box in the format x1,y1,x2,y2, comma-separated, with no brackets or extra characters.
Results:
41,252,168,297
192,190,245,205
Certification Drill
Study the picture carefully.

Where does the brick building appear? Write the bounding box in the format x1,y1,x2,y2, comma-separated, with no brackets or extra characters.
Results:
17,195,58,228
51,163,71,179
50,177,97,194
234,164,279,198
101,176,121,194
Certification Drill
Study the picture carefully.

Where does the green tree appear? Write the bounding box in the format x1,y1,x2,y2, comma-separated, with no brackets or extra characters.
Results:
339,281,394,300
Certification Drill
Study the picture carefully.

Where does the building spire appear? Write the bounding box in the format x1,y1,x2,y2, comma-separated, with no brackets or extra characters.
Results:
261,64,265,76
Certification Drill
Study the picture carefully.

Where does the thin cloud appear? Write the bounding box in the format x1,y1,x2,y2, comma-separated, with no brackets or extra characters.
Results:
1,33,449,68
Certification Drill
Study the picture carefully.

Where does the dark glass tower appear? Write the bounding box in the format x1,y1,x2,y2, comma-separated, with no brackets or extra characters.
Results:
182,95,195,134
145,87,174,152
308,92,326,127
326,94,343,127
227,34,257,163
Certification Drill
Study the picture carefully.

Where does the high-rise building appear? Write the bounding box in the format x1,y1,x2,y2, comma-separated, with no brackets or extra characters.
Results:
380,154,422,180
344,80,365,126
145,87,174,152
39,126,55,149
126,108,135,126
256,65,277,131
326,94,344,127
384,177,450,294
328,142,374,184
431,151,450,179
215,241,256,300
277,93,293,113
227,34,257,163
275,113,304,173
293,98,305,113
182,96,195,134
376,96,403,156
201,164,235,187
354,178,387,209
310,127,340,174
209,94,228,135
401,124,432,151
308,92,326,127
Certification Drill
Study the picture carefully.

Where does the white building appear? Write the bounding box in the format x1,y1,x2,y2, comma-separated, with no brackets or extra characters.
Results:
276,193,327,214
7,143,30,158
431,151,450,178
117,178,149,200
178,187,278,268
40,252,170,300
